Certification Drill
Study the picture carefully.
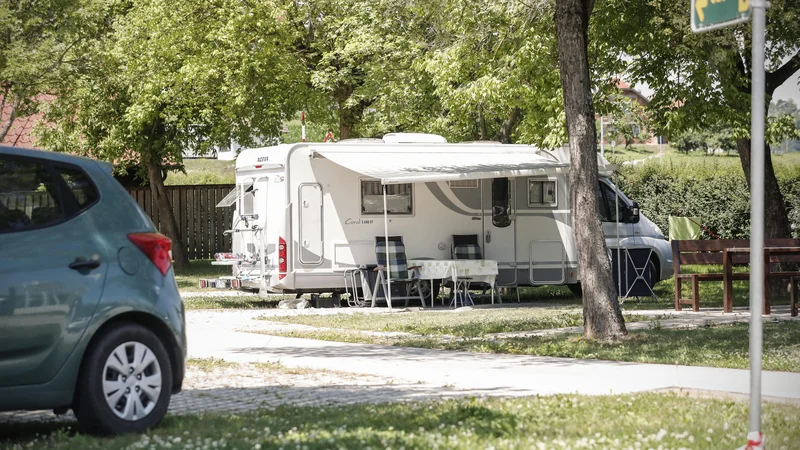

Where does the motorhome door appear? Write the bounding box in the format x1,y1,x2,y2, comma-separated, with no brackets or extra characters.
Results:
483,178,517,285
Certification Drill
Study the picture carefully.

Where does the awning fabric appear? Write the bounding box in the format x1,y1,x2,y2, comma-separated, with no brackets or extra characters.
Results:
310,143,575,184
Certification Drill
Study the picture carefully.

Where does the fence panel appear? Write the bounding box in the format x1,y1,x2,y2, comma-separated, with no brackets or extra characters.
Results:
125,184,235,260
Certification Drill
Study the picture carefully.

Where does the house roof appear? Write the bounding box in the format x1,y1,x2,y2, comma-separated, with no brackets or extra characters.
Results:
0,97,48,149
614,79,650,104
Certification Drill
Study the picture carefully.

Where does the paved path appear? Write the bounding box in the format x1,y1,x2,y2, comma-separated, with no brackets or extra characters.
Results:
187,309,800,401
3,305,799,426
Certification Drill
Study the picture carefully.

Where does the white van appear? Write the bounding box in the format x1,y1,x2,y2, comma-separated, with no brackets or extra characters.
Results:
208,133,673,299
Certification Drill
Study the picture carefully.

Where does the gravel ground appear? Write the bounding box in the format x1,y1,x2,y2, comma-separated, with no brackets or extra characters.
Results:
0,357,466,426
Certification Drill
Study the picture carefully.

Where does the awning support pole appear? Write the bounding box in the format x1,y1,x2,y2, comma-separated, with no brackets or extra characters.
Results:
383,183,392,310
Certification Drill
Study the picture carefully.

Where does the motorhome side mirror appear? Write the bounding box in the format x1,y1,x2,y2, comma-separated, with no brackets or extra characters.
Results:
625,202,641,224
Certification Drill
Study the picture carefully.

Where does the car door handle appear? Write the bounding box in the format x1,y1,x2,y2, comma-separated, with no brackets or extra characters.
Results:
69,258,101,271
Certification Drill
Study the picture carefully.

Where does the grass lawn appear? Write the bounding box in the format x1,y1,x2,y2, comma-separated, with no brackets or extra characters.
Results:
3,394,799,450
182,296,283,310
620,148,800,168
604,144,666,162
260,307,659,337
516,264,791,312
164,159,235,185
260,322,800,372
174,259,233,292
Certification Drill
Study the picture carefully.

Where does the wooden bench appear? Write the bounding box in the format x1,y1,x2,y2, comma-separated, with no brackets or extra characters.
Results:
672,239,800,313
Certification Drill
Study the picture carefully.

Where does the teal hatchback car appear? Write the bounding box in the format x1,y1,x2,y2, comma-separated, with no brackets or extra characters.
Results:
0,146,186,434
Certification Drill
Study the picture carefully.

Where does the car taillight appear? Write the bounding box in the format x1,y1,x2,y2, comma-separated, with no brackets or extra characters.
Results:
128,233,172,276
278,237,287,280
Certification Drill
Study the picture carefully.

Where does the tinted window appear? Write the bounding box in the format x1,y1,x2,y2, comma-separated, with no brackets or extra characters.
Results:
597,182,619,222
491,178,512,228
361,180,413,215
0,157,66,233
56,165,98,209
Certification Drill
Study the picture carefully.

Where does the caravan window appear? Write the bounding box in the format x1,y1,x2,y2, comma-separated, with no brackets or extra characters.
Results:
597,182,619,222
491,178,512,228
241,184,255,216
528,178,557,207
361,180,413,215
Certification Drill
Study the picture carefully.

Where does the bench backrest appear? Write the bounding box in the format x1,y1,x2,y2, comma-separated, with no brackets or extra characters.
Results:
671,239,800,273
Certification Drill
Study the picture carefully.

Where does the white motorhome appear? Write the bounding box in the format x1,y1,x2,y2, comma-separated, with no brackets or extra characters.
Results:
209,133,673,300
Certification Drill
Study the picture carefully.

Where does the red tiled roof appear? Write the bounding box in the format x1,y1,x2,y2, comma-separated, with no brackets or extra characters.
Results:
0,94,54,149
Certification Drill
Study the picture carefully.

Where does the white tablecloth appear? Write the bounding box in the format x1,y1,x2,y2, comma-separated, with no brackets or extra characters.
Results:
408,259,498,286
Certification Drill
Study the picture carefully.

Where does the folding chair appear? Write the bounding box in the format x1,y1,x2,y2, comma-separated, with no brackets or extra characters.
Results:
369,237,426,308
453,234,517,303
452,235,491,304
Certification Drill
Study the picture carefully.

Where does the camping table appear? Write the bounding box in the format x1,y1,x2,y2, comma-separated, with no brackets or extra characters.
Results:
408,259,499,306
722,246,800,313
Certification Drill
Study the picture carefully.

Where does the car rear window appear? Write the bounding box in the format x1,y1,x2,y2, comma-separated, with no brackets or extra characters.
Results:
0,157,67,233
56,165,99,210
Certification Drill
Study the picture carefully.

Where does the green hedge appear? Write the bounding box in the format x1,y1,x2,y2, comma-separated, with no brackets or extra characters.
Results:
617,159,800,239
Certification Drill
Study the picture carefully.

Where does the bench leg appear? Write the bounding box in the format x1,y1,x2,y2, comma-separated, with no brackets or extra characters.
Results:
723,253,733,313
691,274,700,312
791,278,798,318
674,278,682,311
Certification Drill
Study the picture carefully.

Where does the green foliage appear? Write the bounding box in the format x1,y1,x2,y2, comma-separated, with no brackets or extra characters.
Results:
36,0,302,175
670,130,705,154
0,0,105,139
617,160,800,239
671,127,736,154
596,0,800,142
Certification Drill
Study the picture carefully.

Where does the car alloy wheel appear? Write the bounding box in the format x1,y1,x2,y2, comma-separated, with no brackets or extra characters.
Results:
102,341,162,421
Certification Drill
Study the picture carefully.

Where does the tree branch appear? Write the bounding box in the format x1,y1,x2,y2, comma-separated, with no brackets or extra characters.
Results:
766,52,800,95
0,96,22,142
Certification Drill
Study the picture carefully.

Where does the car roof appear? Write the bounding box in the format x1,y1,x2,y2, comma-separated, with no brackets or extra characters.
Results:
0,145,112,173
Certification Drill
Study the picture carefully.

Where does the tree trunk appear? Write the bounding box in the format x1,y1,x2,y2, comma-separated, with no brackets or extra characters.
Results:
555,0,626,340
736,137,792,240
737,137,794,294
478,103,488,140
339,109,354,140
145,160,190,270
495,107,521,144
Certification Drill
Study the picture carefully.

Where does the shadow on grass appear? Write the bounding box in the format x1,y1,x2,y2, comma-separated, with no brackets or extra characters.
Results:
4,391,800,450
424,322,800,372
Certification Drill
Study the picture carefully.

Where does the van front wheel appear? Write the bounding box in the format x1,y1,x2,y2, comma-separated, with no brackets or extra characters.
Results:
567,283,582,298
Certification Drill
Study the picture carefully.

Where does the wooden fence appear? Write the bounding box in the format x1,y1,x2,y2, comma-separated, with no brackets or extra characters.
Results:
127,184,235,260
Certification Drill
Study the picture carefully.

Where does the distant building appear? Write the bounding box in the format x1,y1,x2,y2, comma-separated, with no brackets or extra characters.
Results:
597,80,661,146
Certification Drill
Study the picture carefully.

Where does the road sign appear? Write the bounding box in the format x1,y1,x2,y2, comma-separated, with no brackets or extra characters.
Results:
691,0,751,32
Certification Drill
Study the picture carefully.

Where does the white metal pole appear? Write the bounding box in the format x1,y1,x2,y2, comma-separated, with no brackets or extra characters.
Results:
383,184,392,310
600,117,605,158
748,0,767,443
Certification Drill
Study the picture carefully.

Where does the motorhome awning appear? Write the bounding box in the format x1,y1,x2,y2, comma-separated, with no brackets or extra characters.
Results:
310,144,579,184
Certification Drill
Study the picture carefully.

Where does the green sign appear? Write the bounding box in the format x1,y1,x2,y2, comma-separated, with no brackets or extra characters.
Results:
691,0,751,32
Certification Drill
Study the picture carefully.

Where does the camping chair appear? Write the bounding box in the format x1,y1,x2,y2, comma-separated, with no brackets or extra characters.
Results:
369,237,426,308
453,234,518,303
452,235,491,304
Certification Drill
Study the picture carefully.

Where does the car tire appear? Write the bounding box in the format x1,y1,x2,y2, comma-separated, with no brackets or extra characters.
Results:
73,322,173,434
567,283,582,297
